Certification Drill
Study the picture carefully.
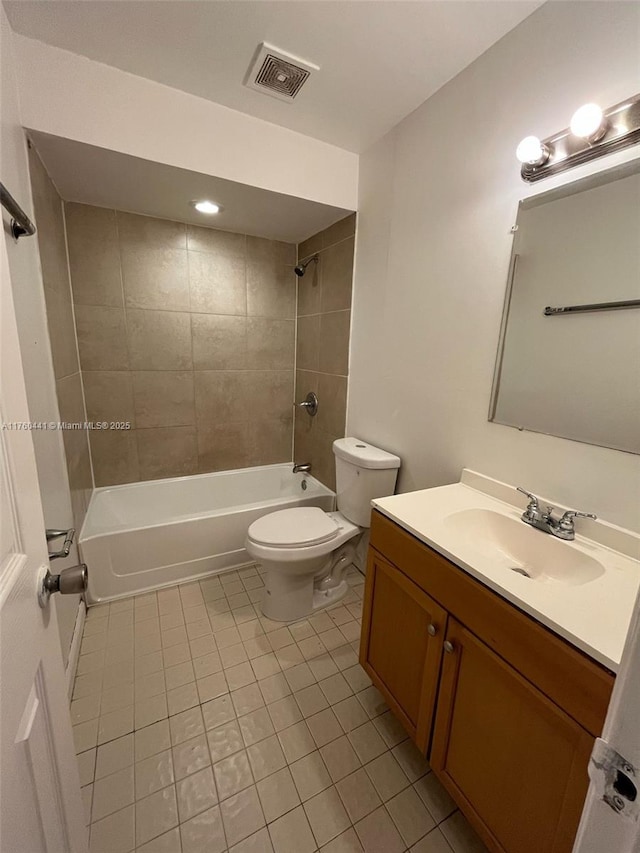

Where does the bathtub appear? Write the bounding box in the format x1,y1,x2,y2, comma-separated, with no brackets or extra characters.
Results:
79,464,335,602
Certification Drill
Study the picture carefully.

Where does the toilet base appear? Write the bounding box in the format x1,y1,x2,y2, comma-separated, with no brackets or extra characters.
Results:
261,571,349,622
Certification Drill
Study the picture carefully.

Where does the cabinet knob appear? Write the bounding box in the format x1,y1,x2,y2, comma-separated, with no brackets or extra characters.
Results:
427,624,437,637
443,640,455,654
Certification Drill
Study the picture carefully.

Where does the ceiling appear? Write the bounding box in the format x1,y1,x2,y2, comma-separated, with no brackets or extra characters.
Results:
30,132,351,243
5,0,543,153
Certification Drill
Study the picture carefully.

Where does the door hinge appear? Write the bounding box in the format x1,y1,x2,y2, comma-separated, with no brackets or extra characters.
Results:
589,738,639,821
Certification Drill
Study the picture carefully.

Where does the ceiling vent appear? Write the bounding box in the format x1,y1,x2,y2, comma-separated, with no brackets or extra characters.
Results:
245,43,319,102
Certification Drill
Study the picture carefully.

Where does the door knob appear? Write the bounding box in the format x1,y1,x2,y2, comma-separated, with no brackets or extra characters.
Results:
443,640,455,654
427,624,437,637
38,563,88,609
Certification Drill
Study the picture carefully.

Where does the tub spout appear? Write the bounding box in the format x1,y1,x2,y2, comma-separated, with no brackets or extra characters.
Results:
293,462,312,474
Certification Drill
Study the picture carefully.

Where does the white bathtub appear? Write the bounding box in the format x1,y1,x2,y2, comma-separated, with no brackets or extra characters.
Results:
79,464,335,603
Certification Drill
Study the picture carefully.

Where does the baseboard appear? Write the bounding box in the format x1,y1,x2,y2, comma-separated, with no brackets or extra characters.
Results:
66,599,86,700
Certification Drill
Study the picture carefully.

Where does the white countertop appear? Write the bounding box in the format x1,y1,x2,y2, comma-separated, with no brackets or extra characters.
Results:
372,472,640,672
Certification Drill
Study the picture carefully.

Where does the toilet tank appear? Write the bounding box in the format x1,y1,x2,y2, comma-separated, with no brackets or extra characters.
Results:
333,437,401,527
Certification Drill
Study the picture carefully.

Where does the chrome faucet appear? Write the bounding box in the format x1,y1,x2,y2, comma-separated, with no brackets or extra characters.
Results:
516,487,596,541
293,462,312,474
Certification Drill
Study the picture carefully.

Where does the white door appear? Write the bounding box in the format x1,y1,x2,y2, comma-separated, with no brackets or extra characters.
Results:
0,235,87,851
573,588,640,853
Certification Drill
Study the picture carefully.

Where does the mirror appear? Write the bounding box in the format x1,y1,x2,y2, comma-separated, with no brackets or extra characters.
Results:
490,161,640,454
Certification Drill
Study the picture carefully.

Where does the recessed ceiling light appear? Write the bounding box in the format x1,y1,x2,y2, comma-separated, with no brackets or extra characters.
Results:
191,200,221,215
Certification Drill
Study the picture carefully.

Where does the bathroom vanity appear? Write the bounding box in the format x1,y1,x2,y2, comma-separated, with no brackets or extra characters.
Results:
359,472,640,853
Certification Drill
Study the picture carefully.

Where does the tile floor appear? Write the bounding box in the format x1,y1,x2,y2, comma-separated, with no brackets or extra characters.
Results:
72,565,488,853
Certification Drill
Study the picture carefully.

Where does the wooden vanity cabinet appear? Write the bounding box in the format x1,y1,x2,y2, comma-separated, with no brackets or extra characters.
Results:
433,618,594,853
360,510,615,853
360,551,447,751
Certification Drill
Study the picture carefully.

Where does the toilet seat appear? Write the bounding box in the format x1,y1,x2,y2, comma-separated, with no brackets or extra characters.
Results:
248,507,340,549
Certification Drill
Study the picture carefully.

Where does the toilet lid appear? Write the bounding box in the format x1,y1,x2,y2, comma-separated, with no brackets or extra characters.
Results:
248,507,340,548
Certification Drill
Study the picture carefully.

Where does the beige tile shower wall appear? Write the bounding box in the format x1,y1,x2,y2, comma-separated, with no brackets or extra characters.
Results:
295,214,356,489
28,147,93,528
64,204,296,486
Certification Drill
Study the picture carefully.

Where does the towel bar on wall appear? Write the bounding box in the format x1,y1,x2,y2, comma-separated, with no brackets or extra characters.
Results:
543,300,640,316
0,182,36,240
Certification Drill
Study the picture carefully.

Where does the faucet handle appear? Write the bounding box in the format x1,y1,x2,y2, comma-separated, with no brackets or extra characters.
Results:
516,487,539,507
558,510,597,531
516,487,540,522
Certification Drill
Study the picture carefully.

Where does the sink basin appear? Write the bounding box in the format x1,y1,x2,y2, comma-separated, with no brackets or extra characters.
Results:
443,508,605,586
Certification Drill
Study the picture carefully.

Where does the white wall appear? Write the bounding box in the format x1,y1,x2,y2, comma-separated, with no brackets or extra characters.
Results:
1,8,82,665
348,1,640,532
13,34,358,212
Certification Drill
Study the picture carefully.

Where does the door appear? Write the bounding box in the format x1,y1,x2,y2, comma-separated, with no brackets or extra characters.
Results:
431,618,593,853
573,589,640,853
360,549,447,750
0,236,87,851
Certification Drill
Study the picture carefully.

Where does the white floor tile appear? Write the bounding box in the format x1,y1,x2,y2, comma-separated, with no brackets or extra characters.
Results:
320,827,364,852
220,785,266,847
256,766,300,823
277,721,316,764
89,804,135,853
247,734,287,781
229,827,274,853
231,683,265,717
136,827,182,853
213,749,254,801
355,805,405,853
95,734,134,779
170,707,205,746
135,785,179,847
304,786,350,847
207,720,244,763
320,736,361,782
172,734,211,781
135,749,175,799
348,722,387,765
336,769,381,824
135,720,171,762
268,804,316,853
98,706,134,745
74,575,487,853
91,765,135,822
239,707,275,746
202,694,236,730
176,766,218,822
386,786,436,846
306,708,342,749
180,805,226,853
365,752,410,802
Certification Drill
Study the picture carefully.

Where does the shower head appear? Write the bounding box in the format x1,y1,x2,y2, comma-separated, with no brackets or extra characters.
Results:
294,255,319,277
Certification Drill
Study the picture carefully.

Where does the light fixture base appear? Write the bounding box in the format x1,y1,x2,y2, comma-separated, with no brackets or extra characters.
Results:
521,94,640,183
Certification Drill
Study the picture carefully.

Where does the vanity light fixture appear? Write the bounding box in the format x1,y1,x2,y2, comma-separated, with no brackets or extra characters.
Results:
517,93,640,182
191,200,221,215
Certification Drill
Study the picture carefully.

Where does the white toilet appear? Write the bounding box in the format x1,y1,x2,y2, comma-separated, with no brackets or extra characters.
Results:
245,437,401,621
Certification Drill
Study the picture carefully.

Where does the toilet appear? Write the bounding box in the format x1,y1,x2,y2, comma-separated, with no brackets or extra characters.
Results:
245,437,401,621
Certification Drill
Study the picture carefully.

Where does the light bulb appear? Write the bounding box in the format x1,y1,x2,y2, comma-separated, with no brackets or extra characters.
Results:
516,136,550,166
570,103,606,140
192,200,220,215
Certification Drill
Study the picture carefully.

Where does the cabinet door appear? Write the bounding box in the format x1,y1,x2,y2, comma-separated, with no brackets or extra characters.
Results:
360,549,447,751
432,619,594,853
